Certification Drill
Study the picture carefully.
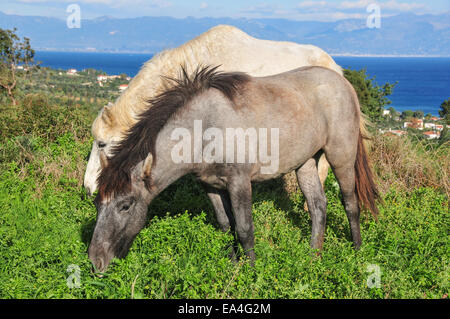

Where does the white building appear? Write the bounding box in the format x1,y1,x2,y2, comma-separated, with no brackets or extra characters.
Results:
404,119,424,130
97,75,108,82
423,131,440,140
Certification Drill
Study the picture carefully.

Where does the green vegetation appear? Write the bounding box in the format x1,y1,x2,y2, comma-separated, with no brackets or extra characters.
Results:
2,65,128,108
0,162,448,298
0,28,34,105
343,68,396,124
440,99,450,125
0,31,448,298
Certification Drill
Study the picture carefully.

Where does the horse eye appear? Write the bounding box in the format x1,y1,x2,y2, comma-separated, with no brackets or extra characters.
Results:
120,200,134,212
98,142,106,148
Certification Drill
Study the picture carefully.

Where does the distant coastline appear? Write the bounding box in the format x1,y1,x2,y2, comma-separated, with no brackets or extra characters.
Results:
33,51,449,116
332,54,450,58
33,48,156,55
34,49,450,58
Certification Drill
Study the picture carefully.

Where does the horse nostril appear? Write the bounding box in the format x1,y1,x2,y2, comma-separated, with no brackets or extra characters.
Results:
85,186,92,197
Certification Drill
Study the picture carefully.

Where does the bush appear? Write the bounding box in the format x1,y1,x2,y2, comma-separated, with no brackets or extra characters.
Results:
369,133,449,198
0,93,94,142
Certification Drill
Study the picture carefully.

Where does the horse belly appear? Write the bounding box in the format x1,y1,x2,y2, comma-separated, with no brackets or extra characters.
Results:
249,112,327,182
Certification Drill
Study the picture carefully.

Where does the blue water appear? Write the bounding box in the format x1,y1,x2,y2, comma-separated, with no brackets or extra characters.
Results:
334,57,450,116
34,51,449,116
35,51,152,78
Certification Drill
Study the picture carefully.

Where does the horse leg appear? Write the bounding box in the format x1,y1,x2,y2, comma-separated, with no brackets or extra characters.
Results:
203,184,238,260
227,175,255,265
296,158,327,251
323,122,362,249
332,165,362,249
318,154,330,189
304,153,329,212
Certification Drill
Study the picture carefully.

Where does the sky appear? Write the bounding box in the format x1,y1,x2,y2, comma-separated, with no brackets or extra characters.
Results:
0,0,449,21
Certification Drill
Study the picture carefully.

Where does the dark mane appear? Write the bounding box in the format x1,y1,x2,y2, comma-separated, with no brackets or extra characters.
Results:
96,65,251,201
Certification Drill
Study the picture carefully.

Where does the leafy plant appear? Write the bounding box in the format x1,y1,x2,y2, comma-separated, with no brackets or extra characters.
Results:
344,68,396,124
0,28,35,105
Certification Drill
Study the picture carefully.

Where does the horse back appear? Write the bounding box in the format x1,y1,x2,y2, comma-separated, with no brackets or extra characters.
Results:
236,66,359,130
229,66,360,178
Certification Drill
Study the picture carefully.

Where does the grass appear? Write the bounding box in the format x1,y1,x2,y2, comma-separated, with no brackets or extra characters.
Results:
0,131,448,299
0,88,448,299
370,133,450,198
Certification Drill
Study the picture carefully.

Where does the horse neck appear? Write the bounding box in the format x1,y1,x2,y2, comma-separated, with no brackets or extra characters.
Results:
109,40,214,128
109,62,166,127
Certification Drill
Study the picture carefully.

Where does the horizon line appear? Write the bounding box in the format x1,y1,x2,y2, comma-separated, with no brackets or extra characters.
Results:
1,9,449,24
32,49,450,58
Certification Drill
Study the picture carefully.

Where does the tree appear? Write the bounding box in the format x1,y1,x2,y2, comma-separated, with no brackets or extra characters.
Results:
439,99,450,125
402,110,414,119
413,110,424,119
343,68,396,123
388,106,397,117
439,124,449,146
0,28,35,105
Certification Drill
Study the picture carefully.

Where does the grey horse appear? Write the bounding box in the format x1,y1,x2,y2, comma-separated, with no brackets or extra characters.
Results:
89,65,380,272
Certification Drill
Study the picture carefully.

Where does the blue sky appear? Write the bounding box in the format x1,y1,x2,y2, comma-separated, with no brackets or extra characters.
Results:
1,0,449,21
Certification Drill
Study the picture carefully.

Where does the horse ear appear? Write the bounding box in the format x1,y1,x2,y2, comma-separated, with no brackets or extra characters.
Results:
101,103,115,125
142,153,153,179
99,150,108,170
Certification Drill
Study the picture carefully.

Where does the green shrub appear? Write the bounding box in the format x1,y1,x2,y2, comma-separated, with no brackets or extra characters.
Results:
0,93,94,142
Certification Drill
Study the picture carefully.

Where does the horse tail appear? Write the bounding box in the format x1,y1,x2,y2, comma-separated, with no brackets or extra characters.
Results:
354,121,380,219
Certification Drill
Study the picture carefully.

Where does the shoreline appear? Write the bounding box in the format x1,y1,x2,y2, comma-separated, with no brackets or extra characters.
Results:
32,52,447,117
332,54,450,58
34,50,450,58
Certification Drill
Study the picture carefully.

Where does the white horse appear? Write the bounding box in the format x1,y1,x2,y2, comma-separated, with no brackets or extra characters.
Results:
84,24,343,196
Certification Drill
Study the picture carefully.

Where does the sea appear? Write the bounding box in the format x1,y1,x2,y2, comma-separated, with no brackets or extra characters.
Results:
34,51,450,116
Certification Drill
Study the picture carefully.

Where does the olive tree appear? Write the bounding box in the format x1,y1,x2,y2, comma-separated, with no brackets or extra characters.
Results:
0,28,35,105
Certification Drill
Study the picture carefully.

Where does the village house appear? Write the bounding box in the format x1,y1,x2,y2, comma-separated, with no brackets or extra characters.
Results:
118,84,128,91
97,75,108,82
66,68,77,75
423,131,441,140
404,119,423,130
383,129,407,137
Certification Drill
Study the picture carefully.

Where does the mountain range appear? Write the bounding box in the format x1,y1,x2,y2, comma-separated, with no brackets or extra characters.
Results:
0,11,449,56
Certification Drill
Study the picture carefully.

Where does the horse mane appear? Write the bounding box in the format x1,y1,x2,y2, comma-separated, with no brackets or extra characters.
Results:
93,26,246,133
96,65,250,201
92,25,343,137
